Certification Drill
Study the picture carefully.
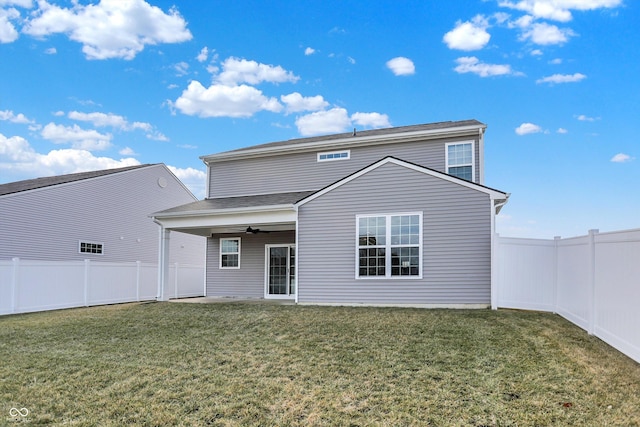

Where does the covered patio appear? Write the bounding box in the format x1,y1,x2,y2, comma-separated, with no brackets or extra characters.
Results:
151,191,314,302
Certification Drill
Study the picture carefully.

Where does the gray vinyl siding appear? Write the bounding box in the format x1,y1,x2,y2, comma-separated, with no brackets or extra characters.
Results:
208,136,480,197
0,165,204,264
297,162,492,305
206,231,295,297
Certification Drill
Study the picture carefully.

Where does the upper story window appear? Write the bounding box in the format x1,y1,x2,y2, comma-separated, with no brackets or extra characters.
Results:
220,238,241,269
317,150,350,162
356,213,422,279
446,142,474,181
79,241,103,255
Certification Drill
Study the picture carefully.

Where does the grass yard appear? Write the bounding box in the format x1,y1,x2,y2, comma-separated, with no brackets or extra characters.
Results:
1,302,639,426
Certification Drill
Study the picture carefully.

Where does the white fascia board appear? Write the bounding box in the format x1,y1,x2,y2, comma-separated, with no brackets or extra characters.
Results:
152,204,295,219
297,157,507,207
201,124,485,164
153,207,296,230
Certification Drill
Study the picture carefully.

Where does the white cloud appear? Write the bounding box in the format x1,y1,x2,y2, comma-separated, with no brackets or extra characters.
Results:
44,46,56,54
386,57,415,76
536,72,586,84
498,0,622,22
0,7,20,43
173,80,283,118
549,58,562,64
22,0,192,60
68,111,127,128
576,114,599,121
557,128,568,134
304,47,315,55
443,15,491,51
0,1,33,7
119,147,136,156
41,122,112,151
0,132,139,179
280,92,328,114
167,165,207,198
0,110,33,124
196,46,208,62
295,108,352,136
515,122,543,135
611,153,633,163
351,112,391,129
520,22,575,45
67,111,165,140
454,56,516,77
530,49,543,56
174,61,189,76
216,57,299,86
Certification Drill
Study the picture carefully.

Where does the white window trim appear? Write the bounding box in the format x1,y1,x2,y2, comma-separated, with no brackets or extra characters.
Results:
317,150,350,162
78,240,104,255
445,141,475,182
355,212,423,280
219,237,241,269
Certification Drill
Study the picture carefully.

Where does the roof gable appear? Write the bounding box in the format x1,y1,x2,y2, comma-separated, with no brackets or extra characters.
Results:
0,164,156,197
296,156,507,207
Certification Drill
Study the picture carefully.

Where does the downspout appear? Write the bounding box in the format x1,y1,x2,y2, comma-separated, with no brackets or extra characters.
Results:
294,204,300,304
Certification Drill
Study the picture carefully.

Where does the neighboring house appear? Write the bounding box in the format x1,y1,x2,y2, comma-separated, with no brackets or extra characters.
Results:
0,164,205,266
152,120,509,307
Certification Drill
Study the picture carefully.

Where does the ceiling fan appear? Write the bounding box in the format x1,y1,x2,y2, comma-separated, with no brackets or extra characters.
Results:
245,226,270,234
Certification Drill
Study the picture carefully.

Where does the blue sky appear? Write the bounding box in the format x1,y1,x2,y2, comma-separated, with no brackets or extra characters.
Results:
0,0,637,238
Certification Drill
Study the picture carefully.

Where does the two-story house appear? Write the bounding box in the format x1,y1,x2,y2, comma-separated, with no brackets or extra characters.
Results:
152,120,509,307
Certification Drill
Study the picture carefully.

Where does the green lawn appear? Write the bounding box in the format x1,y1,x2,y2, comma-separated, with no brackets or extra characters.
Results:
1,302,639,426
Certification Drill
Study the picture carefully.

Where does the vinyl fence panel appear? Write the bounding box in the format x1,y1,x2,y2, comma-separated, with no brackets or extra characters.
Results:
496,228,640,364
0,259,204,316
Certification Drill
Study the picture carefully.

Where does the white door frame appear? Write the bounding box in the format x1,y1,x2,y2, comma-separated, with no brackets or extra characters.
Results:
264,244,296,299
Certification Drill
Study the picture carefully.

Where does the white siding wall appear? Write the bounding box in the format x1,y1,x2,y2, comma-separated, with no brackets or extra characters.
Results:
208,136,480,197
0,165,204,265
297,162,492,305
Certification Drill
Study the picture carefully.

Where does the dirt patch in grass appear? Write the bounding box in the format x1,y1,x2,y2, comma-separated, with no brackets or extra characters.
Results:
1,303,639,425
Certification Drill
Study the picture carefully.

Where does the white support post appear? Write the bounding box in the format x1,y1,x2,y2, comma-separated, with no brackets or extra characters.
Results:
157,227,171,301
136,261,141,302
11,257,19,314
84,259,90,307
587,229,599,335
174,262,179,299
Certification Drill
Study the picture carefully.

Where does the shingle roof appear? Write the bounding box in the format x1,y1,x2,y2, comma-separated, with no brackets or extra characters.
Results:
0,164,155,197
152,190,316,217
202,119,485,159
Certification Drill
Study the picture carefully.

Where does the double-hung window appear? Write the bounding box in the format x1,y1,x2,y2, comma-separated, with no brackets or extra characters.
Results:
357,213,422,278
446,141,474,181
220,238,241,269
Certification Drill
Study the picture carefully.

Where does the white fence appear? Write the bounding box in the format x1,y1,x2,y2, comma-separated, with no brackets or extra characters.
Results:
0,258,205,316
496,228,640,363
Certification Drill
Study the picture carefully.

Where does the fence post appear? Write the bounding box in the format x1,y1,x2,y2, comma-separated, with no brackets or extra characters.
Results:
84,259,90,307
491,233,499,310
553,236,561,314
11,257,19,314
587,229,599,335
